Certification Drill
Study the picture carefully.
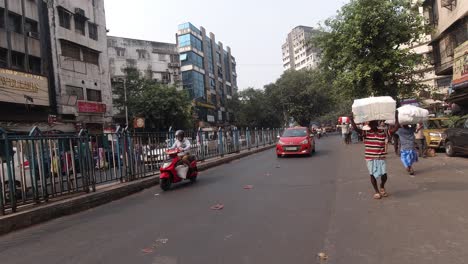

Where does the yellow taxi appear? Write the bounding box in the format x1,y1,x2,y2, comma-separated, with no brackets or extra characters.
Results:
423,117,450,149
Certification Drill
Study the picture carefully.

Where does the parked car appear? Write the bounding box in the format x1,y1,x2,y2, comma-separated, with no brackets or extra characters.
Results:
276,126,315,157
444,116,468,157
424,117,450,149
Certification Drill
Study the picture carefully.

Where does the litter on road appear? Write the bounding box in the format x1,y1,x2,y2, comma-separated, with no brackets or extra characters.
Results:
243,185,254,189
210,204,225,210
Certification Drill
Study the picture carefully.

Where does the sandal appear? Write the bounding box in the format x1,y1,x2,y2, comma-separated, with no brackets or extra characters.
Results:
380,188,388,197
373,193,382,199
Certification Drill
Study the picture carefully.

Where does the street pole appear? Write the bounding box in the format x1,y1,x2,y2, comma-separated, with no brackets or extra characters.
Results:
123,78,129,127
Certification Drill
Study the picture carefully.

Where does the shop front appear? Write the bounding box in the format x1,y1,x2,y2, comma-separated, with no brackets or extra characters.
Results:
448,41,468,114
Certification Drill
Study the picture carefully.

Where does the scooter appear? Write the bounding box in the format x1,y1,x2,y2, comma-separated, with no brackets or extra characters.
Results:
159,148,198,191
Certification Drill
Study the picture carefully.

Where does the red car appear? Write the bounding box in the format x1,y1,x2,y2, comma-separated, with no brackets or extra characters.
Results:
276,127,315,157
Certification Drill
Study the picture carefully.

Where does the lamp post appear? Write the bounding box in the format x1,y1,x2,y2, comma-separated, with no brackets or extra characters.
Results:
123,78,129,127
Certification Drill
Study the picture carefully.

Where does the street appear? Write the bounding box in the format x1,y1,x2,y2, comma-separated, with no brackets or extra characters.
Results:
0,135,467,264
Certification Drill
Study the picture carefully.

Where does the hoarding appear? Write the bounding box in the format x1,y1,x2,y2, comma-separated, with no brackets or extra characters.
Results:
0,68,49,106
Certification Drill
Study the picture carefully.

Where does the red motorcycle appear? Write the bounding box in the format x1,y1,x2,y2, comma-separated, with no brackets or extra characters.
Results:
159,148,198,191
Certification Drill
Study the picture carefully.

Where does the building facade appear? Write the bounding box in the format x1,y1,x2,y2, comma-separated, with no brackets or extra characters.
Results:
282,26,320,71
107,36,180,86
423,0,468,111
176,22,237,127
47,0,112,133
0,0,56,132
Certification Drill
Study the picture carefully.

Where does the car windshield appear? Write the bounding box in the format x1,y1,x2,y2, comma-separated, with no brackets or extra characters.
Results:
282,129,307,137
427,120,450,129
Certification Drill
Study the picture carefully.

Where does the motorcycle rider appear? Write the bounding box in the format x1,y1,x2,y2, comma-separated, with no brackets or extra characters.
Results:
171,130,192,167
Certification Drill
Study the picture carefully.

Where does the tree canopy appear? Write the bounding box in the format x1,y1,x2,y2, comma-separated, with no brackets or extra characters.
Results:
113,68,192,130
314,0,426,100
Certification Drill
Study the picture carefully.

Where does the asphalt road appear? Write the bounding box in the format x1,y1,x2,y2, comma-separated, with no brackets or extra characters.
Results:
1,135,468,264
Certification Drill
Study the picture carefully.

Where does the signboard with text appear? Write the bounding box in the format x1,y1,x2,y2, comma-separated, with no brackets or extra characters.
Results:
0,68,49,106
77,101,106,113
453,40,468,90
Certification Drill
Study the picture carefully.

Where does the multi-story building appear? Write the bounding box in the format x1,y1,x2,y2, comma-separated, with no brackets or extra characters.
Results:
0,0,56,132
107,36,181,124
282,26,320,71
423,0,468,111
107,36,180,86
176,22,238,127
47,0,113,133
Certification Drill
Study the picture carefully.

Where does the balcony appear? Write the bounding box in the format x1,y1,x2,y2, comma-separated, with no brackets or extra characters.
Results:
168,62,180,68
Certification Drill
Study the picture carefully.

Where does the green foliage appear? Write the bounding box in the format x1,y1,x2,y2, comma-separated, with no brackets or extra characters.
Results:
113,68,192,130
314,0,427,100
234,88,283,128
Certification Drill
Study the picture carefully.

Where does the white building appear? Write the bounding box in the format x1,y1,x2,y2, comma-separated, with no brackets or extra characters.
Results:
107,36,180,86
48,0,113,133
282,26,320,71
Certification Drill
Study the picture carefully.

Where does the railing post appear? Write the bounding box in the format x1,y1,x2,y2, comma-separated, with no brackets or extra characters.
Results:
0,128,11,214
168,127,175,147
218,127,224,157
198,127,205,161
267,128,271,144
233,127,240,153
255,128,259,148
246,127,251,150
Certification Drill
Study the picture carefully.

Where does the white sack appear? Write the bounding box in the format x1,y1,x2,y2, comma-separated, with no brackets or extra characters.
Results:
352,96,396,123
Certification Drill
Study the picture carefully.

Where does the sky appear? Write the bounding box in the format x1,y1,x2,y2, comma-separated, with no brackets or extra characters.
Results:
104,0,347,90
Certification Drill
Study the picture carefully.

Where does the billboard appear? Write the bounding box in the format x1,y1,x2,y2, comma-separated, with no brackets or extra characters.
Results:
453,40,468,90
0,68,49,106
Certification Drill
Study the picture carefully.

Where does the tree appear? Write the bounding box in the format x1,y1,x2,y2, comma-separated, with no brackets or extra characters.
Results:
233,88,282,128
113,68,192,130
265,70,335,126
315,0,426,100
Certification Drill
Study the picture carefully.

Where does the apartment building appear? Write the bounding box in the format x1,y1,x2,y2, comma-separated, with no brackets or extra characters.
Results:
176,22,238,127
107,36,180,86
282,26,320,71
0,0,56,132
48,0,113,133
423,0,468,111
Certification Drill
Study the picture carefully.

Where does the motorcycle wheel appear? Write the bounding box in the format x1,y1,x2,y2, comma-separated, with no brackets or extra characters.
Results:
160,178,172,191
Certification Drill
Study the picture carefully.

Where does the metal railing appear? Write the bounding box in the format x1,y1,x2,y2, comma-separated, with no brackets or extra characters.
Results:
0,126,282,215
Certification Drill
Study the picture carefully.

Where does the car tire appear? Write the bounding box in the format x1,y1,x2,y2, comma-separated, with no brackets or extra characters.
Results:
312,146,316,153
277,154,281,158
445,141,455,157
189,175,198,183
160,178,172,191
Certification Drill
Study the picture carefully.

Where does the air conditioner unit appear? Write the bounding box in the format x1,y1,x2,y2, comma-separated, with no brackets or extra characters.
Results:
75,8,85,17
27,32,39,38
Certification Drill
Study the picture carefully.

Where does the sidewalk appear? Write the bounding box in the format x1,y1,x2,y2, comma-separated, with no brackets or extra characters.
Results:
324,141,468,264
0,144,275,236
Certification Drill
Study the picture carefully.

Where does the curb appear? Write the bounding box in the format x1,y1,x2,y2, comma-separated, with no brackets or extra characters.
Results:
0,144,275,236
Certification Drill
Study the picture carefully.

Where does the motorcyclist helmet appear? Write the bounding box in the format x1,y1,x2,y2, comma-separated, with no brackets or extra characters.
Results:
175,130,185,140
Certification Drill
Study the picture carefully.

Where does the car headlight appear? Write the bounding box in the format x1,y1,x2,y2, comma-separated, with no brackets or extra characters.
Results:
162,162,172,169
278,140,285,145
429,132,442,138
300,139,309,144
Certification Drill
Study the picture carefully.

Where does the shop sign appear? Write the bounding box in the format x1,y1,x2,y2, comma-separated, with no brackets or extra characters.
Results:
453,40,468,90
0,68,49,106
77,101,106,113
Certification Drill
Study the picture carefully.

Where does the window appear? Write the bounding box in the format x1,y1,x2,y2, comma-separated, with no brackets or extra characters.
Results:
66,85,84,100
28,56,41,74
25,19,38,36
180,53,187,61
115,47,125,57
61,40,81,60
83,48,99,65
58,7,71,29
170,54,179,63
86,89,102,102
137,49,147,59
74,16,86,35
11,51,25,70
8,12,22,33
158,54,167,61
181,52,204,69
182,71,205,99
161,72,171,84
0,8,4,28
178,34,203,51
88,23,98,40
0,48,7,67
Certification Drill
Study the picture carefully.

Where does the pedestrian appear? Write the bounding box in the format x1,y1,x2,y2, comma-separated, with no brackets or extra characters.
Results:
337,123,351,144
390,125,400,156
394,110,418,175
351,116,392,199
415,122,427,158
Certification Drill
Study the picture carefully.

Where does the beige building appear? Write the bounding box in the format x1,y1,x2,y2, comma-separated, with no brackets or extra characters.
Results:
282,26,320,71
48,0,113,133
423,0,468,111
